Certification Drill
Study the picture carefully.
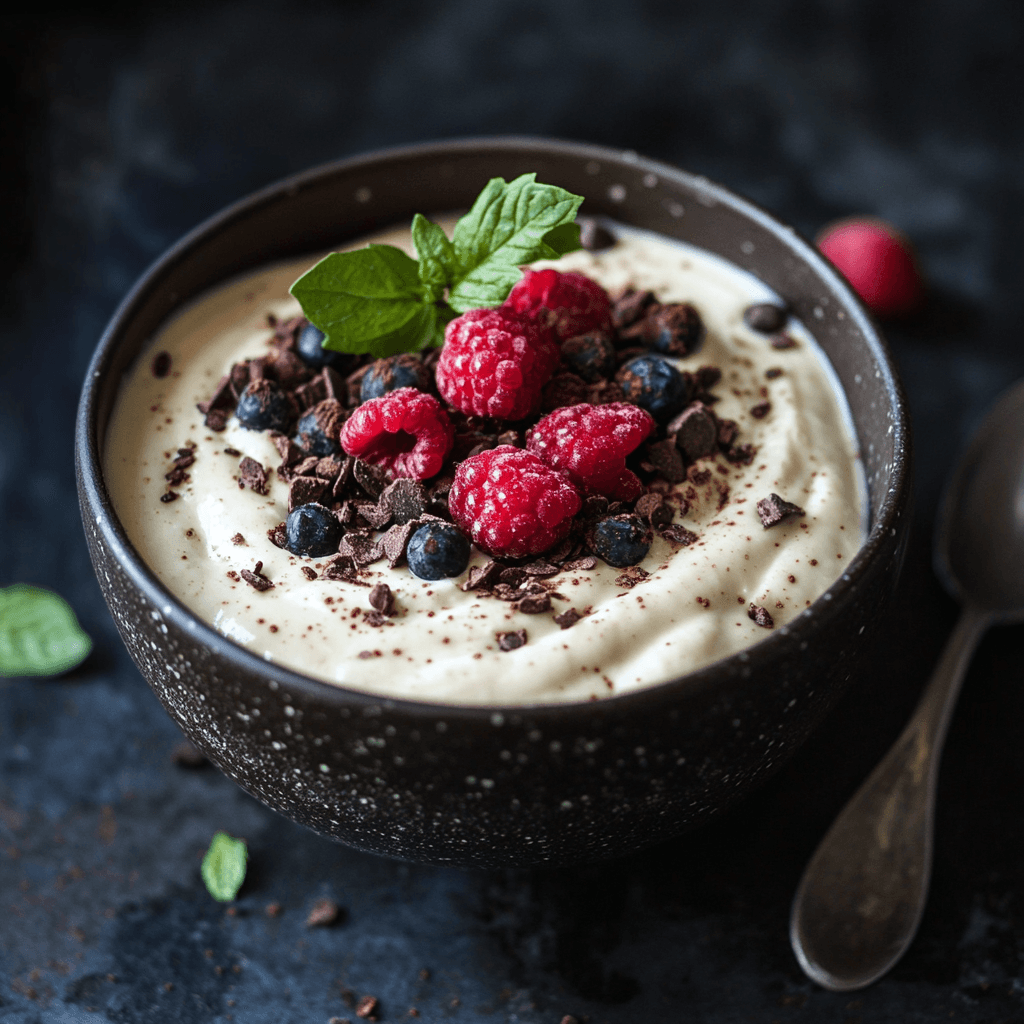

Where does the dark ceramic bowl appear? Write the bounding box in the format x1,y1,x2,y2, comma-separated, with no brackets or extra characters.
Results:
76,138,910,868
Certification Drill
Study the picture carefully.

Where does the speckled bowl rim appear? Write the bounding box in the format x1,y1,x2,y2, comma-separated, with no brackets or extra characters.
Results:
77,135,911,722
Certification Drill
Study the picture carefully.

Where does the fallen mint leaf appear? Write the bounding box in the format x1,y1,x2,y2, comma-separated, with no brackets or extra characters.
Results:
0,584,92,677
201,831,247,902
448,174,584,312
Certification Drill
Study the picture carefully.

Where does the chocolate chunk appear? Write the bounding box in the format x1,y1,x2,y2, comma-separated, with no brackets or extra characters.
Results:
289,476,328,512
305,897,341,928
585,379,626,405
269,348,313,391
522,561,561,577
578,217,616,252
379,479,428,525
223,446,241,457
750,401,771,419
164,467,189,486
241,563,274,591
368,583,395,616
172,451,195,470
716,418,739,449
267,523,288,548
497,629,527,651
353,460,387,499
765,367,783,380
634,492,673,528
292,375,328,412
321,556,359,582
498,567,529,588
231,533,246,545
491,584,519,602
160,491,179,503
541,372,590,411
205,407,229,431
375,522,416,568
563,556,598,571
670,401,719,462
756,493,805,528
611,288,656,331
330,457,354,500
461,560,504,592
355,995,379,1020
301,566,317,581
748,603,775,628
322,365,346,404
692,364,722,393
743,302,788,334
724,443,757,465
293,456,321,478
642,438,686,483
315,456,344,481
338,531,381,566
362,610,390,627
660,524,699,546
769,333,798,350
238,456,270,495
151,351,172,377
516,592,551,615
354,499,393,531
553,608,583,629
614,567,650,588
171,740,207,767
646,302,705,356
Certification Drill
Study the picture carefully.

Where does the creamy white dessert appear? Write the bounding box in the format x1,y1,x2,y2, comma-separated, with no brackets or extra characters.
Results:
104,221,866,705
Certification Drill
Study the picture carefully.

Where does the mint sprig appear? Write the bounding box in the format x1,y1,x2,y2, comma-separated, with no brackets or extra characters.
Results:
290,173,584,358
0,584,92,677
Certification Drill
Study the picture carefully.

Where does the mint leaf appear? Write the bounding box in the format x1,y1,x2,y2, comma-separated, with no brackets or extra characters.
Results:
0,584,92,677
447,174,584,312
202,832,247,902
412,213,457,303
290,245,432,354
541,221,583,257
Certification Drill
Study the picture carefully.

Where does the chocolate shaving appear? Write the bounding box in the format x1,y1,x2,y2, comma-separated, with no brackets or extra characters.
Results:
461,560,503,592
362,610,391,627
305,897,341,928
660,524,699,546
289,476,328,512
204,408,229,432
634,492,673,528
642,438,686,483
614,567,650,589
353,460,387,499
553,608,583,629
292,375,328,412
769,332,798,350
563,556,597,571
267,523,288,548
541,372,590,411
374,522,416,568
748,603,775,628
756,493,805,528
368,583,395,616
160,491,179,503
765,367,783,380
522,560,561,577
611,287,656,331
724,443,756,465
231,533,246,545
238,456,270,495
241,562,274,591
379,479,428,525
321,556,360,582
322,365,345,403
516,592,551,614
750,401,771,419
164,466,189,486
338,531,381,566
301,566,317,580
497,629,527,651
670,401,719,462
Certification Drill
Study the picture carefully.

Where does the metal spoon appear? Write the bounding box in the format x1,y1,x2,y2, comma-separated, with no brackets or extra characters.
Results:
790,378,1024,991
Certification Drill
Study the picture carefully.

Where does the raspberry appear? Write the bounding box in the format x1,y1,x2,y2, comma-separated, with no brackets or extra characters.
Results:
436,308,560,421
448,446,582,559
527,402,655,501
503,268,613,341
339,387,453,480
816,217,924,318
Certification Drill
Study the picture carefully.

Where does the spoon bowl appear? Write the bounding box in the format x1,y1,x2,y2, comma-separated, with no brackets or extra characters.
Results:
791,377,1024,990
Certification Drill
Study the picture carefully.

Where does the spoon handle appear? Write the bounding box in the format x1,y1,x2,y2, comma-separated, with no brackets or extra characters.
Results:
789,604,989,991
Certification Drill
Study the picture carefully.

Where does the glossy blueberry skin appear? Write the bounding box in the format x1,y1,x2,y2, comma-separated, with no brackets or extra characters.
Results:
296,323,349,371
294,407,341,456
591,514,652,568
407,522,471,581
285,503,342,557
619,354,689,422
360,355,430,402
235,380,292,432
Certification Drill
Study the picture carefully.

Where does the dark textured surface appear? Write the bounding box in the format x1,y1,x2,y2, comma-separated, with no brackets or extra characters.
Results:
2,1,1024,1020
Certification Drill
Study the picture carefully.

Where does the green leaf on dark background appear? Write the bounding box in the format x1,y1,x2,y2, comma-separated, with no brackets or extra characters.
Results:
201,832,248,902
0,584,92,678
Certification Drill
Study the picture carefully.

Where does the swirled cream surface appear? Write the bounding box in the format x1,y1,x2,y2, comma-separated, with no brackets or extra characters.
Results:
104,222,866,704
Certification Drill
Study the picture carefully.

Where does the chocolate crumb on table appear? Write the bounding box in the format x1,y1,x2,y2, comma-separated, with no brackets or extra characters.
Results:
355,995,379,1020
305,897,341,928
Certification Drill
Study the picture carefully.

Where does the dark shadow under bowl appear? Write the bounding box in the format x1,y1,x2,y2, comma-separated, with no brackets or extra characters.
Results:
76,138,911,867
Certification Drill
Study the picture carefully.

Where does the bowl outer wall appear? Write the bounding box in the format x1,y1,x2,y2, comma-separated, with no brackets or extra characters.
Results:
76,138,911,867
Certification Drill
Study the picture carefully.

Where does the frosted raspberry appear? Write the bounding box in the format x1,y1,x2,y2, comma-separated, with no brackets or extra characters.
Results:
503,268,613,340
527,402,655,501
436,308,560,421
817,217,924,318
448,446,582,559
340,387,453,480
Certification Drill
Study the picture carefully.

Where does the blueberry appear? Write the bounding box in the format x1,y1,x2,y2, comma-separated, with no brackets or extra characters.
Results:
560,331,616,382
407,522,471,581
296,322,351,372
360,354,432,403
285,503,342,557
590,514,652,568
294,399,344,456
235,379,292,432
617,354,690,422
